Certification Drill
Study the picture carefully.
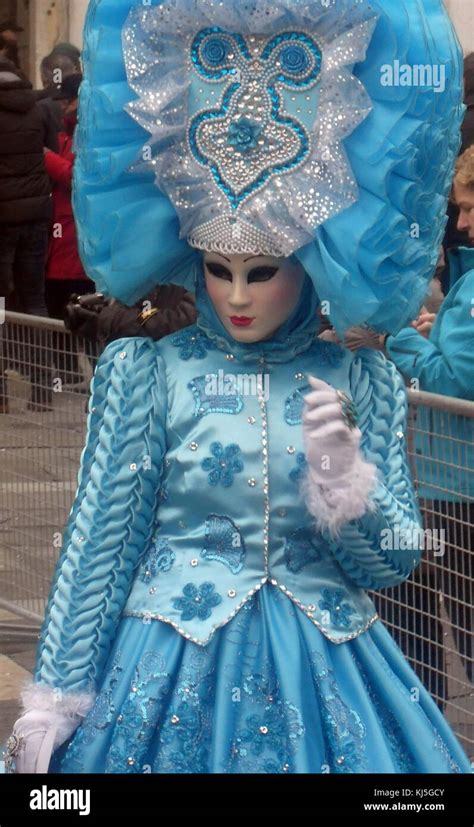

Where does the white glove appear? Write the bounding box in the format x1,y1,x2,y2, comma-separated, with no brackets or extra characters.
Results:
302,375,362,484
301,376,377,536
4,684,95,774
6,709,80,773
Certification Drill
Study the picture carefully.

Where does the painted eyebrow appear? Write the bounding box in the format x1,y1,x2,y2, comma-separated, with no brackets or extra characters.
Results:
211,253,231,263
208,253,277,265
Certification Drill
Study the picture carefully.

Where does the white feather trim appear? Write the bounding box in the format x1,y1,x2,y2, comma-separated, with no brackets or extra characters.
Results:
21,681,96,721
301,451,378,540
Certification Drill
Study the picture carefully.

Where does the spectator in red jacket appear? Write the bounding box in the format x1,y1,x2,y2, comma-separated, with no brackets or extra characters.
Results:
43,73,95,382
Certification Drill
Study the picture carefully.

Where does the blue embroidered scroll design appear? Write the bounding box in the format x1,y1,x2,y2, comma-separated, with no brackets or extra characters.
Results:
202,514,246,574
284,384,311,425
284,526,324,574
289,452,308,484
139,538,176,584
188,375,245,417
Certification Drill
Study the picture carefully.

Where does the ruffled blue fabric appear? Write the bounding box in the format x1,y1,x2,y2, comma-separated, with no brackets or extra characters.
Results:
330,348,425,588
34,338,168,693
297,0,465,334
48,589,471,774
73,0,463,334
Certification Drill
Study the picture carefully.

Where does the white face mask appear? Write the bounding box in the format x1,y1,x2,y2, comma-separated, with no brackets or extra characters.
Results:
203,252,306,344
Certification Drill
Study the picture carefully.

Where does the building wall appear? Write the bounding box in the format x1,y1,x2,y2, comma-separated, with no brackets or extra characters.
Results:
68,0,88,51
29,0,69,86
60,0,474,57
5,1,474,87
28,0,87,86
444,0,474,54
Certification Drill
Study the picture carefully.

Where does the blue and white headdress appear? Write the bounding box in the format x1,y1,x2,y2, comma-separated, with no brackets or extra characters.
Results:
122,0,376,258
74,0,463,334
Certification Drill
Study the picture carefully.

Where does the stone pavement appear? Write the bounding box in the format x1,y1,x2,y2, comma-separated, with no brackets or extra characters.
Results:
0,369,89,747
0,610,38,746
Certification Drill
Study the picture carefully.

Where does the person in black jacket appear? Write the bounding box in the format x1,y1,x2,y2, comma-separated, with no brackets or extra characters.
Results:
0,57,53,412
0,20,23,71
65,284,197,354
35,52,81,153
63,284,197,414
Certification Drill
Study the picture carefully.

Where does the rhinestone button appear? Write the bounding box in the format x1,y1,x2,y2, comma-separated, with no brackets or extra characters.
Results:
189,442,199,451
228,589,237,598
119,352,127,360
295,372,305,380
396,431,404,439
287,446,296,454
129,463,137,471
226,354,235,361
191,559,199,567
248,416,256,424
248,478,257,487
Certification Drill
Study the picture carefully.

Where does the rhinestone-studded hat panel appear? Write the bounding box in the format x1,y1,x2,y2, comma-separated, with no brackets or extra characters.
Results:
122,0,378,256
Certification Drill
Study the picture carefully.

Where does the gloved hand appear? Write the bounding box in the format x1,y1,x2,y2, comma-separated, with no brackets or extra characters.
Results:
63,303,100,338
6,708,82,773
301,376,378,537
302,375,362,485
4,684,95,774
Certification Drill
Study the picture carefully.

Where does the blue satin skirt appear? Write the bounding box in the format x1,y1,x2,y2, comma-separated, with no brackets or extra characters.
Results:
50,585,471,774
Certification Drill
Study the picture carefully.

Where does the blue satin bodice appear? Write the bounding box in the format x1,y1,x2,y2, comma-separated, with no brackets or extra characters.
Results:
34,275,423,694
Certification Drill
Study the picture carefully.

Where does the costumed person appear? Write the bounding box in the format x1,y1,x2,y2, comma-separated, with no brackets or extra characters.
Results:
4,0,472,774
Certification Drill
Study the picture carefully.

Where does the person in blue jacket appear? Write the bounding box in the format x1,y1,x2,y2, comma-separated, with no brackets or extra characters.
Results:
3,0,471,774
384,147,474,707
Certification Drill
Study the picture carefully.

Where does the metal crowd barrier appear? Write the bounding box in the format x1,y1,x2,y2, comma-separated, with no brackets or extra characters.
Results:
373,390,473,754
0,311,472,754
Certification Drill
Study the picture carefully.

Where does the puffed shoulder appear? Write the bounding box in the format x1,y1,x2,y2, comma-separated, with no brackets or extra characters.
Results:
349,345,404,387
97,335,165,372
348,346,407,435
